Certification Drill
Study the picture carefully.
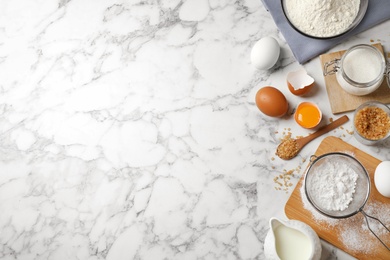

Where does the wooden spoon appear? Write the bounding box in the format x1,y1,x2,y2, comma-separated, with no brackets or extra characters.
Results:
276,115,349,160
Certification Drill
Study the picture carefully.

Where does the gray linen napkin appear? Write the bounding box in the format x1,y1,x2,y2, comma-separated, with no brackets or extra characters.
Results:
261,0,390,64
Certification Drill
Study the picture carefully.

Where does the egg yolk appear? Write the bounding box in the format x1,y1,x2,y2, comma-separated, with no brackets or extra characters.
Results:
296,103,321,128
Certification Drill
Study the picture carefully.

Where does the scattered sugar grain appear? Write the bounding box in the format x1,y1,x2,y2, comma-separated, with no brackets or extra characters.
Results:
273,167,302,193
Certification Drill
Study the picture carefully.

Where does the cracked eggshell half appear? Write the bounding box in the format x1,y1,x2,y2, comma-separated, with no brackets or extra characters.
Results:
287,68,315,96
251,37,280,70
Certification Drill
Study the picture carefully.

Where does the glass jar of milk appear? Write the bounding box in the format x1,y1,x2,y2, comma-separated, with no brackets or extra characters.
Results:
324,44,388,96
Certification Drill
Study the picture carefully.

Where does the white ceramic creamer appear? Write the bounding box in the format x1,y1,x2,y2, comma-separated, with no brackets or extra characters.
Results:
264,217,321,260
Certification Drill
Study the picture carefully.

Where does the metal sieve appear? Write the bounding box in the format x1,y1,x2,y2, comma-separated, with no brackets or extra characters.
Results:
304,152,390,251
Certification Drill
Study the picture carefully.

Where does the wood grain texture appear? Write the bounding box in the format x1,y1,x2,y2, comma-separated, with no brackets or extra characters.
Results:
319,43,390,115
285,136,390,259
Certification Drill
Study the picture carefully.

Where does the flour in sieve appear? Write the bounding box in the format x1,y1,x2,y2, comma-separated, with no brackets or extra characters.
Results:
285,0,360,37
300,182,338,227
308,160,358,211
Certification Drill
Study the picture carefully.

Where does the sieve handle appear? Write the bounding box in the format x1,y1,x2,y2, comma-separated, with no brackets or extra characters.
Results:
360,210,390,251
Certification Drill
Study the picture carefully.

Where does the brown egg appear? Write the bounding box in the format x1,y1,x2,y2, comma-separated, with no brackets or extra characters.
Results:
255,86,288,117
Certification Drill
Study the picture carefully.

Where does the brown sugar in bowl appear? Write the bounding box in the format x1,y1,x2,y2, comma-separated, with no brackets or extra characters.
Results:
353,101,390,145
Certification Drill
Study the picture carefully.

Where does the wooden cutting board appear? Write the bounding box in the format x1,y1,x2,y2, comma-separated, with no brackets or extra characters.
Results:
285,136,390,259
319,43,390,114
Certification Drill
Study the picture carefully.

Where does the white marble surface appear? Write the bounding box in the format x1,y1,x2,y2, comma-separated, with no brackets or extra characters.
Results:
0,0,390,259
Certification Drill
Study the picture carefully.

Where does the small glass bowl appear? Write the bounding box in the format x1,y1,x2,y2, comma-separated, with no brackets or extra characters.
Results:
353,101,390,145
281,0,368,39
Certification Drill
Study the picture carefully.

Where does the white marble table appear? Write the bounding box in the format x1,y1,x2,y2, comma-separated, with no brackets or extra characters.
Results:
1,0,389,259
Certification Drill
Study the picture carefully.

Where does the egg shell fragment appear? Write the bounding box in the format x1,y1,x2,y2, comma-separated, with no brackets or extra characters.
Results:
374,161,390,198
255,86,289,117
251,37,280,70
287,68,315,96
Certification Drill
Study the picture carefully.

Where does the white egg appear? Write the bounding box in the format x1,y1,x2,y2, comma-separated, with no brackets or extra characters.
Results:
251,37,280,70
374,161,390,198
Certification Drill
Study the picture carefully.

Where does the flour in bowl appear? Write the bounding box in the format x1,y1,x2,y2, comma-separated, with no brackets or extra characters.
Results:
285,0,360,37
308,160,358,211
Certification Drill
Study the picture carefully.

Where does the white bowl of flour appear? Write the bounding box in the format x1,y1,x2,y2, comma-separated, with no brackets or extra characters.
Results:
282,0,368,39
